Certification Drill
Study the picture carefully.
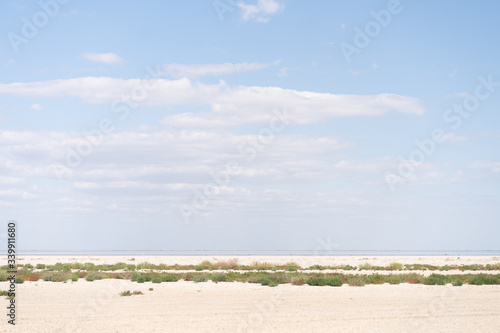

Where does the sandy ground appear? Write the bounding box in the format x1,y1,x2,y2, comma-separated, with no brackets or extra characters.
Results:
1,280,499,333
12,255,500,267
1,256,499,332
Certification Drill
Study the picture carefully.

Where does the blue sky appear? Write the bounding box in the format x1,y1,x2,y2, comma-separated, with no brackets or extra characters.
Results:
0,0,499,252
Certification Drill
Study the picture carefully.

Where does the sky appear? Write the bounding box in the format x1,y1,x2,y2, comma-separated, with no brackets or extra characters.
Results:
0,0,499,252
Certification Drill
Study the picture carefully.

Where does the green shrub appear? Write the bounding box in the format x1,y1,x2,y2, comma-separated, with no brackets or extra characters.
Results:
259,277,273,286
307,277,327,286
200,261,214,270
36,264,46,269
359,263,373,270
468,274,500,285
367,274,386,284
284,262,300,272
346,276,366,286
325,277,343,286
423,274,447,285
50,272,71,282
388,263,403,271
308,265,326,270
388,275,402,285
15,277,24,284
341,265,356,270
120,290,132,296
152,276,162,284
161,274,180,282
193,274,209,283
211,273,227,283
86,272,106,281
452,280,463,286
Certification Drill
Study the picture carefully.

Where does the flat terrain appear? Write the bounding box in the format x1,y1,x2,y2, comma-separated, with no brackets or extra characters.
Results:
0,256,499,332
14,254,500,267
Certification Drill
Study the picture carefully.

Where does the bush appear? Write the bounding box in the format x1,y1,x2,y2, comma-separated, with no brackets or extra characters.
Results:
308,265,326,270
367,274,386,284
20,272,40,281
193,274,209,283
291,278,305,285
468,274,500,285
152,276,162,284
307,277,327,286
325,277,343,286
423,274,447,285
161,274,180,282
259,277,273,286
120,290,132,296
211,273,227,283
346,276,366,286
284,262,300,272
86,272,106,281
130,272,141,282
36,264,46,269
341,265,356,271
15,277,24,284
388,276,402,285
452,280,463,286
388,263,403,271
251,262,273,270
215,258,239,270
200,261,214,270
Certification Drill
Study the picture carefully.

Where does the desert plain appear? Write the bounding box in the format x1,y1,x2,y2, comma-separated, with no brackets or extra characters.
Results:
1,255,499,333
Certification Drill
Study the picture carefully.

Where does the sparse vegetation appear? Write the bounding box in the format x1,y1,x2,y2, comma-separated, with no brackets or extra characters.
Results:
120,290,143,296
6,261,500,288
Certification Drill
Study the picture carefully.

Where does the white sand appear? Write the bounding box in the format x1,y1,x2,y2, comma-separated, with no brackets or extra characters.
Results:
14,254,500,267
2,280,500,332
1,256,499,332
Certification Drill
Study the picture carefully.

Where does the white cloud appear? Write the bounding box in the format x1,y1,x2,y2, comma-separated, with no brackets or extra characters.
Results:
30,103,43,111
163,61,278,78
82,52,124,64
440,132,467,143
238,0,284,23
444,92,469,99
277,66,298,77
0,77,426,126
